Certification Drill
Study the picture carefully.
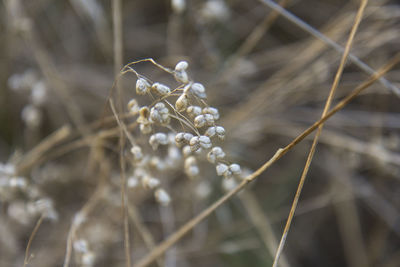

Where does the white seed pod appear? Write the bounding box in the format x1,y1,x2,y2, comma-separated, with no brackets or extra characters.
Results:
149,133,169,150
205,126,216,138
189,136,200,152
82,251,95,266
127,176,139,188
216,163,229,177
22,105,41,128
152,82,171,95
150,156,166,171
175,93,188,112
168,146,181,162
207,146,225,164
204,114,215,126
222,177,237,191
174,70,189,84
202,107,219,120
186,105,202,118
136,78,150,95
175,60,189,71
137,106,150,124
142,175,160,189
182,145,192,157
9,176,27,189
150,102,170,124
73,239,88,253
216,126,225,140
130,145,143,161
31,80,47,106
194,115,206,128
199,135,212,149
184,156,199,178
127,99,140,114
190,83,206,99
155,188,171,206
229,163,241,175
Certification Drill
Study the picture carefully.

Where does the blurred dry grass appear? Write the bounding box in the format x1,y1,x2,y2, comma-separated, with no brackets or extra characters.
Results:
0,0,400,267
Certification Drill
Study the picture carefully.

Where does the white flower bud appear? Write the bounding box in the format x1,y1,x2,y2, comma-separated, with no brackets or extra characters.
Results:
184,156,199,178
207,146,225,164
155,188,171,206
205,126,216,137
127,176,139,188
174,70,189,83
216,163,229,176
216,126,225,140
150,102,170,124
189,136,200,152
175,61,189,71
202,107,219,120
175,93,188,112
199,135,212,149
73,239,89,253
136,78,150,95
190,83,206,99
130,145,143,161
222,177,237,191
82,251,95,266
142,175,160,189
22,105,41,128
152,82,171,95
204,113,215,126
229,163,241,175
149,133,169,150
127,99,140,114
194,115,206,128
182,145,192,157
31,81,47,106
186,105,202,118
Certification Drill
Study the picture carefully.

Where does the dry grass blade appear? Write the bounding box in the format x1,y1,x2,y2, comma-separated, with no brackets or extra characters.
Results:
23,214,45,267
272,0,368,266
133,51,399,267
259,0,400,96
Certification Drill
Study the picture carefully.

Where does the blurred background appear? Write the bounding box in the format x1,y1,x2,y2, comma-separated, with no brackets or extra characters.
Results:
1,0,400,266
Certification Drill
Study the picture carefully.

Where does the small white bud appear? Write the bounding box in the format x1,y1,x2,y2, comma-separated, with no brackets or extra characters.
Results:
184,156,199,178
9,176,27,189
130,145,143,161
189,136,200,152
204,114,215,126
31,81,47,105
186,105,202,118
190,83,206,99
136,78,150,95
194,115,206,128
149,133,169,150
174,70,189,83
182,145,192,157
127,176,139,188
175,94,188,112
142,176,160,189
127,99,140,114
155,188,171,205
150,102,170,124
175,61,189,71
229,163,241,175
215,126,225,140
152,82,171,95
207,146,225,164
202,107,219,120
199,135,212,149
216,163,229,176
82,251,95,266
222,177,237,191
73,239,88,253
